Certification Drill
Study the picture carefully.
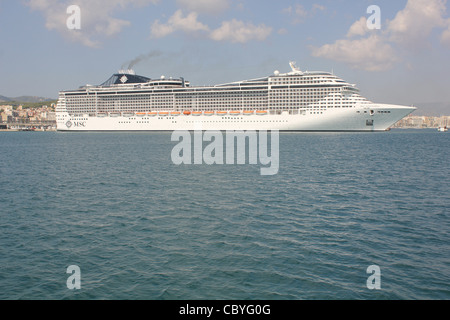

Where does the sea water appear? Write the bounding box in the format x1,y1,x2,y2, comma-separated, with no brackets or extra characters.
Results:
0,129,448,300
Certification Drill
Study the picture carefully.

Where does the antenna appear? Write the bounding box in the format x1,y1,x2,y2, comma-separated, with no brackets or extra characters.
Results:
289,61,303,75
289,61,300,71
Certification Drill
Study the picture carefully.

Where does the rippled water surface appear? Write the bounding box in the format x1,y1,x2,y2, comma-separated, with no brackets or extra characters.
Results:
0,130,448,299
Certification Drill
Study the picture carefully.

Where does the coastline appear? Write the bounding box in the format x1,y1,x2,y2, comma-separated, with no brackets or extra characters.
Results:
0,128,56,132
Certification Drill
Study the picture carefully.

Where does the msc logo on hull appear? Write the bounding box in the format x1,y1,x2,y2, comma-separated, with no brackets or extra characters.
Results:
66,121,86,128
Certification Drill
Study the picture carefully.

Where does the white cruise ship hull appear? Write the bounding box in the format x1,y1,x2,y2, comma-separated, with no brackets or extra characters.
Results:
57,104,415,132
55,63,416,132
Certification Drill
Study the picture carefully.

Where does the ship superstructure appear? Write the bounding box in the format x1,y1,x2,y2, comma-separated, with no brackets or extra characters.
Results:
56,62,416,131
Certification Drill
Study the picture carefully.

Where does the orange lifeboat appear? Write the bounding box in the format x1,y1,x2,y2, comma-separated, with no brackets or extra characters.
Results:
256,110,268,115
230,111,241,116
136,112,146,116
159,111,169,116
204,111,215,116
171,111,181,116
192,111,202,116
216,111,228,116
183,110,191,115
148,112,157,116
243,110,254,115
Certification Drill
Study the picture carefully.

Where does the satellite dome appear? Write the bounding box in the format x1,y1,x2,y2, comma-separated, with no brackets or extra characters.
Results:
274,70,280,76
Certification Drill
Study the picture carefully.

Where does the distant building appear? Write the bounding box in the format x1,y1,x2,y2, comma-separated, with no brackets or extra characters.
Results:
393,115,450,128
1,103,56,127
0,105,13,112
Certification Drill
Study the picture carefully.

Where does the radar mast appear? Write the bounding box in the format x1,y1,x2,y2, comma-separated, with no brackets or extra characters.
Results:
289,61,303,75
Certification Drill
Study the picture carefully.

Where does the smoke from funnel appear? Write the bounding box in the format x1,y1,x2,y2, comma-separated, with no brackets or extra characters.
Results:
121,50,162,70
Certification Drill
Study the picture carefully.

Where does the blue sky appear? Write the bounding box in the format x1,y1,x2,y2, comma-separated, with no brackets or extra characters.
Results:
1,0,450,114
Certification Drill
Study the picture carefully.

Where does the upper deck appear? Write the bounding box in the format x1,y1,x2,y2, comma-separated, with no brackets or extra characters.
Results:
61,62,359,95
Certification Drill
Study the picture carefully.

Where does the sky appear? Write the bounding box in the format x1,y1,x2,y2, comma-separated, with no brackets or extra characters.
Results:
1,0,450,115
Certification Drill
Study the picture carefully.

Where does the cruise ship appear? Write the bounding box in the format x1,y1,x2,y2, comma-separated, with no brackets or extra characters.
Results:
56,62,416,131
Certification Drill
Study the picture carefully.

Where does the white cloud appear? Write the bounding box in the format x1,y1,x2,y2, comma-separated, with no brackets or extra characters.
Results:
176,0,230,15
210,19,272,43
151,11,272,44
312,4,326,13
441,19,450,47
278,28,288,35
293,4,308,18
27,0,159,48
347,17,368,38
311,0,450,72
282,4,308,24
151,10,209,38
283,3,326,24
311,35,398,72
387,0,447,48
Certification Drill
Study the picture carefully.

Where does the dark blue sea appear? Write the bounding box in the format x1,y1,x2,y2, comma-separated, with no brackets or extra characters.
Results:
0,129,448,300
